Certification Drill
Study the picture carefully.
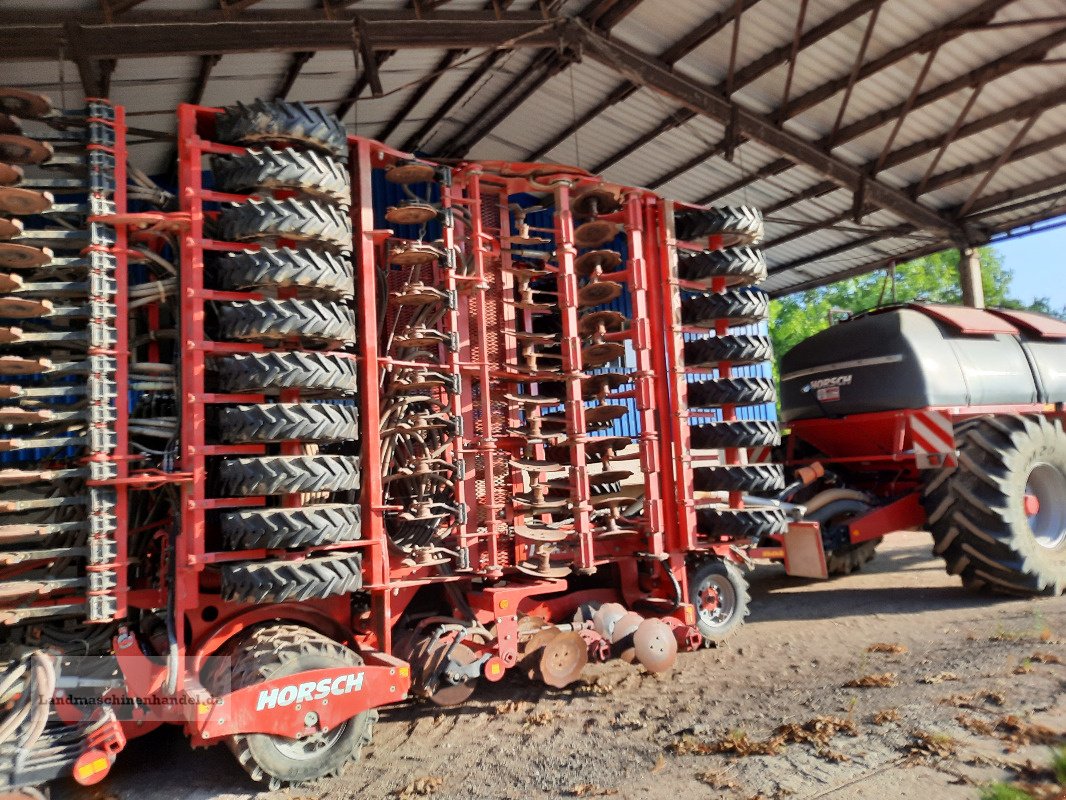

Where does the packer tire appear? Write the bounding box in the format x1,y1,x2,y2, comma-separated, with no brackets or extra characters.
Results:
688,558,750,644
693,463,785,495
688,377,776,409
215,100,348,159
922,414,1066,595
675,205,764,246
681,289,769,327
216,454,360,496
684,335,773,367
216,247,353,298
221,552,363,604
213,351,358,395
218,403,359,444
218,198,352,251
221,503,361,550
216,298,355,346
214,624,373,790
689,420,781,450
676,246,767,287
212,147,350,205
696,506,788,539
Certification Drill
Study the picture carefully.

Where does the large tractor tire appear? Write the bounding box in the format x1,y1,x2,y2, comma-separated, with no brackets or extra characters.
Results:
693,464,785,494
804,491,880,575
221,552,363,603
213,351,359,395
222,503,361,550
689,420,780,450
688,558,750,644
216,247,354,298
681,289,769,327
214,624,374,790
215,100,348,159
676,246,767,287
212,147,349,205
922,415,1066,595
674,205,763,246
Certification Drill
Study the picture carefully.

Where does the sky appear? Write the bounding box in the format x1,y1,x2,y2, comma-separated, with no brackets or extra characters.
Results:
991,216,1066,310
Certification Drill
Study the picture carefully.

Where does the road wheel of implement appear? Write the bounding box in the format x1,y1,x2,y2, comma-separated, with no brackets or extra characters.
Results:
216,299,355,345
216,247,353,298
806,496,878,575
684,335,773,367
218,198,352,251
674,206,763,246
213,351,359,395
220,624,373,789
681,289,769,327
689,420,780,450
923,415,1066,595
217,454,360,496
221,552,363,602
689,559,750,644
693,464,785,494
676,247,767,287
215,100,348,159
218,403,359,443
696,506,788,539
687,377,776,408
212,148,350,205
222,503,361,549
921,418,987,536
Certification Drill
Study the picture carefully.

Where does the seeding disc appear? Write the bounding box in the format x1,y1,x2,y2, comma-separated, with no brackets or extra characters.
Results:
633,618,678,673
536,631,588,688
385,162,437,184
581,341,625,368
573,220,618,248
385,202,438,225
579,310,627,336
578,280,622,307
0,88,53,119
0,187,52,215
0,163,22,186
0,135,52,166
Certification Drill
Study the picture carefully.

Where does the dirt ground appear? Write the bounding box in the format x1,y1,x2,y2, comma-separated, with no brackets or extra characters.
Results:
57,530,1066,800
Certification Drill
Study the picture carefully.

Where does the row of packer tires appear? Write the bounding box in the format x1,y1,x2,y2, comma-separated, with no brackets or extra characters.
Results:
204,101,365,612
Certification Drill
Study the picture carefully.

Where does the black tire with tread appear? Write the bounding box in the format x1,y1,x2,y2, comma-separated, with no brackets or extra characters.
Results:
684,335,773,367
217,298,356,345
689,420,780,450
221,552,363,603
677,247,767,287
212,147,350,205
688,377,776,408
693,464,785,495
217,454,360,496
218,198,352,251
222,503,361,550
675,206,764,246
681,289,769,327
210,624,373,790
696,506,788,539
921,414,1066,595
218,402,359,443
688,558,751,645
213,351,358,395
215,100,348,159
807,498,880,576
216,247,353,298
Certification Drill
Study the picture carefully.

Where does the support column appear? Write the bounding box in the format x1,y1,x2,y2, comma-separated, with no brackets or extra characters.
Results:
959,247,985,308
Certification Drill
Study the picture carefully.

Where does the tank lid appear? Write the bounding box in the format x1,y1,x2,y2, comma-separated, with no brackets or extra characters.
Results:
866,303,1018,335
987,308,1066,339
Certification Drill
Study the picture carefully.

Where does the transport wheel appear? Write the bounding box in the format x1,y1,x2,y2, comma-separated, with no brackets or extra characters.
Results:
674,205,763,246
693,464,785,495
212,351,359,395
217,402,359,443
216,247,354,298
689,420,780,450
217,454,360,496
212,147,350,205
688,559,750,644
214,100,348,159
687,377,776,408
923,415,1066,595
217,198,352,251
221,552,363,602
681,289,769,327
676,247,767,287
216,299,356,345
806,496,879,575
221,624,374,789
683,335,773,367
222,503,361,549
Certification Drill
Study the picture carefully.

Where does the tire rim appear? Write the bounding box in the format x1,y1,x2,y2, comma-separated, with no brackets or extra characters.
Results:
273,720,346,761
696,574,736,628
1025,463,1066,550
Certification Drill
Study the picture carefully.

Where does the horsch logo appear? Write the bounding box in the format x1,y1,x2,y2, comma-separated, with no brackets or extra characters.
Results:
256,672,364,711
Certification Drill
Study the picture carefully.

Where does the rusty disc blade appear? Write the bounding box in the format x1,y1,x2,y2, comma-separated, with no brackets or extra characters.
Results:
571,186,621,218
587,469,633,486
582,436,631,458
424,639,480,706
591,602,627,638
0,273,23,292
509,299,555,313
0,114,20,136
583,403,628,424
611,611,644,663
385,202,438,225
0,89,53,119
573,220,618,249
512,492,571,512
583,372,632,394
390,242,443,266
506,331,558,345
578,280,622,308
511,234,551,245
504,392,559,407
633,618,678,673
579,310,627,336
574,249,622,278
514,524,570,543
590,492,631,511
509,457,565,473
536,631,588,688
581,341,625,368
0,218,23,240
523,626,562,656
0,135,52,166
391,283,448,306
0,164,23,186
0,297,51,318
0,243,51,269
393,327,450,348
0,187,52,216
0,356,50,376
385,162,437,184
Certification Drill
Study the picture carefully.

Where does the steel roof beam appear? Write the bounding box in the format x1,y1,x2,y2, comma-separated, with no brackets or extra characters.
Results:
376,49,464,143
273,52,313,100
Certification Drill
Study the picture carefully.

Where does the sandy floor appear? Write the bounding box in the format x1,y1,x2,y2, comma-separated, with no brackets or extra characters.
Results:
57,530,1066,800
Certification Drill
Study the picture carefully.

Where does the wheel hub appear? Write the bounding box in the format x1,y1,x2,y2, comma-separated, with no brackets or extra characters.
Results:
696,577,735,627
1025,463,1066,550
273,722,345,761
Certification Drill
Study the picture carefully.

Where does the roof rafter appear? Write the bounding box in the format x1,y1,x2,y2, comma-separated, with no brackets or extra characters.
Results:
376,49,464,143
